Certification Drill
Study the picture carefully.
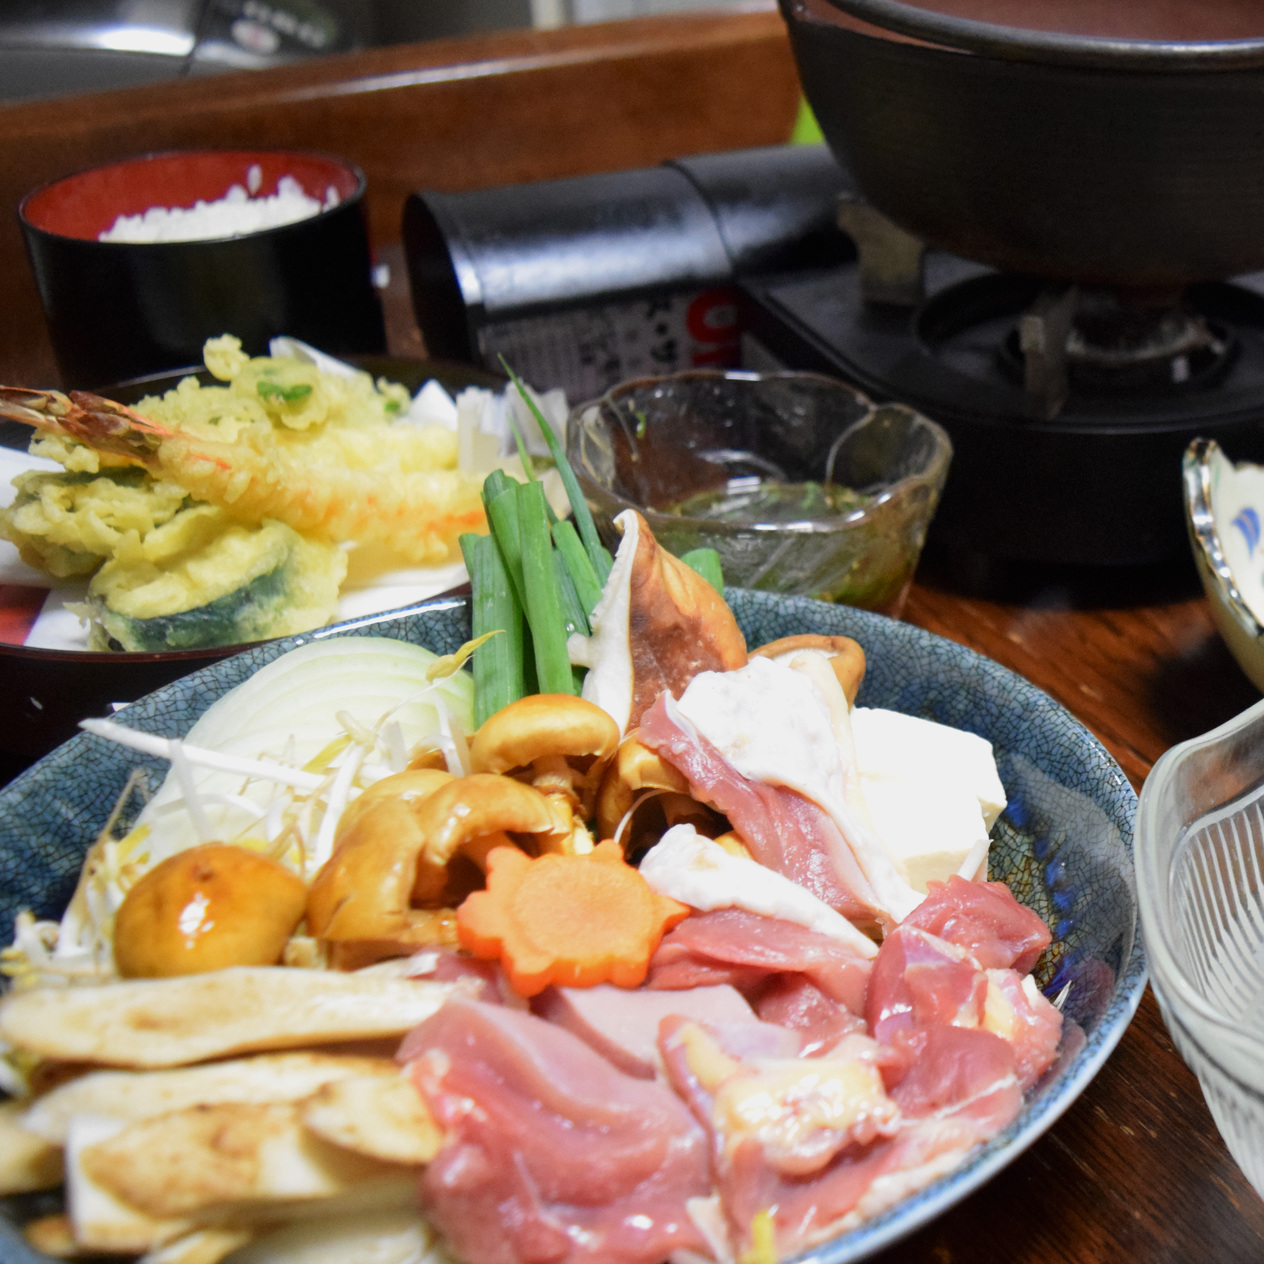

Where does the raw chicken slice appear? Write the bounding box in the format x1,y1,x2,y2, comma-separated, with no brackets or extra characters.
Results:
535,982,756,1079
660,1017,1019,1262
638,694,887,929
661,1020,900,1178
902,874,1052,973
670,663,922,924
401,999,712,1264
866,921,1061,1091
755,975,867,1054
648,908,873,1018
865,924,988,1046
889,1023,1023,1127
981,968,1063,1089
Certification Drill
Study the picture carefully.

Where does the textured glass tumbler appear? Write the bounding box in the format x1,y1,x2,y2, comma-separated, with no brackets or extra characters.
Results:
1137,696,1264,1200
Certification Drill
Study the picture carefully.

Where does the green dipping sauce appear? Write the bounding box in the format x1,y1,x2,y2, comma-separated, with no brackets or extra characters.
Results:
667,478,871,524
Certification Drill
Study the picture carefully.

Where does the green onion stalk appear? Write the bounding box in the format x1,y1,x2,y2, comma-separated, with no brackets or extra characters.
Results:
462,366,726,724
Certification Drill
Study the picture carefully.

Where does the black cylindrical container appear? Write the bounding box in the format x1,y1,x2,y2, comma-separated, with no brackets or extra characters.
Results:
403,144,852,400
21,149,385,388
670,145,856,276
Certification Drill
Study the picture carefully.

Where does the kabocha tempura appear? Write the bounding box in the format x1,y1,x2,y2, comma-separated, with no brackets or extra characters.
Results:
0,394,1064,1264
0,337,485,651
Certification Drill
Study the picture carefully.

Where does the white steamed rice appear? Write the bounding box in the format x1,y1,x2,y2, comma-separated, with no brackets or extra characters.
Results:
99,167,339,244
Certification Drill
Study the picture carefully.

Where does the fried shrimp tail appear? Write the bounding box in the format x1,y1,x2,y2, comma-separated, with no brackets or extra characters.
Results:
155,431,485,563
0,387,173,463
0,384,485,563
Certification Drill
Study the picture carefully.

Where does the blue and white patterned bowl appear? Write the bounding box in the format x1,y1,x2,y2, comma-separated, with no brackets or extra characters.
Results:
0,590,1145,1264
1184,438,1264,694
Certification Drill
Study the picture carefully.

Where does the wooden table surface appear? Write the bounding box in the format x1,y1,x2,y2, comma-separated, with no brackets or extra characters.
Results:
882,554,1264,1263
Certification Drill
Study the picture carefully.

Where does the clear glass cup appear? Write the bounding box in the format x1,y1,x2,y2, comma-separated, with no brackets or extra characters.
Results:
1137,697,1264,1200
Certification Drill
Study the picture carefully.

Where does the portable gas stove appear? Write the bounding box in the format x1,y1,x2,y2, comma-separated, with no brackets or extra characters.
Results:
765,0,1264,570
740,204,1264,567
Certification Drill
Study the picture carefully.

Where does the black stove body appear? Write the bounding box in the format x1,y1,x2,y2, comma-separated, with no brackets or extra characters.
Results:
741,250,1264,568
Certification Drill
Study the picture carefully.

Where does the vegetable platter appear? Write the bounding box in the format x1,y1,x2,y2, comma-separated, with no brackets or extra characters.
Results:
0,578,1144,1264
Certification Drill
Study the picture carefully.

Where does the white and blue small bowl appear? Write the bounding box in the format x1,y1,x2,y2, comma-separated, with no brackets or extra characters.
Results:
1184,438,1264,693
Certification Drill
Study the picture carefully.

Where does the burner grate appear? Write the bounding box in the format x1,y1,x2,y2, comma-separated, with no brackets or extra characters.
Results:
739,259,1264,566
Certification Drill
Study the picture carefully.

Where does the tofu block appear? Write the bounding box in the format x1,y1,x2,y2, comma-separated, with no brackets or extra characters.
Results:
851,708,1007,892
851,708,1006,828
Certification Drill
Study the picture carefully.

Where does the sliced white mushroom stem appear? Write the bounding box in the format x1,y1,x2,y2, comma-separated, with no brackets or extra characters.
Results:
528,753,588,804
661,792,717,833
596,736,691,842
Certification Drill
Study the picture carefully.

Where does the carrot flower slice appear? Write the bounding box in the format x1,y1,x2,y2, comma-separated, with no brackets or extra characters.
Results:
457,840,690,997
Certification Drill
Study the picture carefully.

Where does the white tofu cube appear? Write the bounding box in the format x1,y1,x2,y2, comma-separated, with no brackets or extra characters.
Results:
851,708,1007,892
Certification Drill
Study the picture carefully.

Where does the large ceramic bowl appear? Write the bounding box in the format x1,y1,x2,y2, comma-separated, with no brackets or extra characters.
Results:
567,371,952,617
0,589,1144,1264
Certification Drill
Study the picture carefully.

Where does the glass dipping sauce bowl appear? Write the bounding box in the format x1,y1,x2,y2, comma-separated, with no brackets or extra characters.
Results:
567,370,952,616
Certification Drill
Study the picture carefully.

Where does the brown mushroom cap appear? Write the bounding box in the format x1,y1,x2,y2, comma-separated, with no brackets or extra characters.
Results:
410,774,556,871
469,693,620,818
336,768,454,841
307,798,430,942
114,844,306,978
404,774,557,906
307,795,462,969
309,773,556,967
470,694,620,776
750,634,866,706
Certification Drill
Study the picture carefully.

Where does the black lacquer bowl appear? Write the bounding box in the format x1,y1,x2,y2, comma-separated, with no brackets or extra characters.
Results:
20,148,385,389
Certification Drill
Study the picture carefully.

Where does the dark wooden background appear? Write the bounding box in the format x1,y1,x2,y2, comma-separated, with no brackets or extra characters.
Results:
0,6,800,386
3,6,1264,1259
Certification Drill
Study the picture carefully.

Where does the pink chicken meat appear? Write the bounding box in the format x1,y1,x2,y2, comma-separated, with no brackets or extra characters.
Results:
401,998,714,1264
638,694,890,929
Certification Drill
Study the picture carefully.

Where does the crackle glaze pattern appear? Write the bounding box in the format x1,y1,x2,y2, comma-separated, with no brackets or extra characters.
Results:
0,589,1145,1264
